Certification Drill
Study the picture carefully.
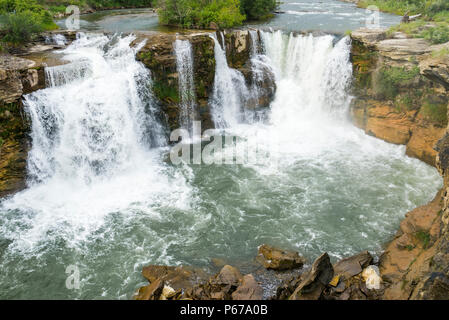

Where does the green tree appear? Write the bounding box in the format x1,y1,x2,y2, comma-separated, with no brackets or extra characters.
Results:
240,0,277,20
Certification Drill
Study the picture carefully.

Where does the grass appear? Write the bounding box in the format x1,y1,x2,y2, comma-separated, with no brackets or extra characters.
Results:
360,1,449,44
375,66,420,99
432,47,449,57
421,101,448,126
415,230,431,249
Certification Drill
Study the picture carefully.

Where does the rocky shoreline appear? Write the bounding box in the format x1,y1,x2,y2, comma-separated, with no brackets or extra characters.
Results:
1,25,448,299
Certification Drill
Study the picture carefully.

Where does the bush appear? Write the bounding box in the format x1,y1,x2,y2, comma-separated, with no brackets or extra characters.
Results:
421,24,449,44
0,0,57,44
157,0,245,29
421,102,448,126
375,66,420,99
240,0,277,20
1,12,44,44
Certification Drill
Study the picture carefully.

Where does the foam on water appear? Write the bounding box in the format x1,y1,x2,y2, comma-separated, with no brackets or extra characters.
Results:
0,31,442,299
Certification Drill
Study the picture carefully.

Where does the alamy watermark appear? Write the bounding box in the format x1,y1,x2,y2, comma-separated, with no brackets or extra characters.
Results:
65,5,80,31
365,5,381,29
169,121,279,166
65,265,80,290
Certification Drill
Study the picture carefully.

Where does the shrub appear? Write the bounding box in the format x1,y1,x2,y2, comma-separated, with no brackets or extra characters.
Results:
375,66,420,99
1,12,44,44
421,102,448,126
421,24,449,44
0,0,57,44
240,0,277,20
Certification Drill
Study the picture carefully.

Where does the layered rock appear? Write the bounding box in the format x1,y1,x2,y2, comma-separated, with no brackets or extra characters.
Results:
256,244,305,271
134,30,276,133
0,55,46,197
350,28,448,167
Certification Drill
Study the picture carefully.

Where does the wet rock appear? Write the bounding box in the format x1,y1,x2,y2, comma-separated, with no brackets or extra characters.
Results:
256,244,305,271
232,274,263,300
289,253,334,300
142,265,208,292
185,265,243,300
274,273,304,300
135,278,165,300
333,251,373,280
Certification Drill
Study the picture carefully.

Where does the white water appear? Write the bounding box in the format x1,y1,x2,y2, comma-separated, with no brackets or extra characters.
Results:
174,39,197,132
1,34,188,251
209,33,250,128
0,31,442,299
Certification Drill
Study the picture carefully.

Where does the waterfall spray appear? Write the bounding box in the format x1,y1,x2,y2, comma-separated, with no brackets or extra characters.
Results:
174,39,197,133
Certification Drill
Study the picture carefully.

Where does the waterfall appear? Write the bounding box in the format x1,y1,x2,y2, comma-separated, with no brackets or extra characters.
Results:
259,30,353,125
25,33,166,185
174,39,197,132
45,34,68,46
209,33,250,129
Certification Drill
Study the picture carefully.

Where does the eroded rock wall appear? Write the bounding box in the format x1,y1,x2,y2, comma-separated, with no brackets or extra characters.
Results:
0,55,46,198
350,29,448,167
135,30,275,133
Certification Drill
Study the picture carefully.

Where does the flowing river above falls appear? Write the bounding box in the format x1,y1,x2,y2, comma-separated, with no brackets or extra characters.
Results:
55,0,401,34
0,3,440,300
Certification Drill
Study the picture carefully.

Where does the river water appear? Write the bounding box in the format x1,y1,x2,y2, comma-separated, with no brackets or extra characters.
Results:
56,0,401,34
0,2,439,299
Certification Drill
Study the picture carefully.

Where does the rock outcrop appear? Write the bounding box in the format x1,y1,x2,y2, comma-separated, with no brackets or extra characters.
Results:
0,55,46,197
350,28,448,167
256,244,306,271
134,30,276,133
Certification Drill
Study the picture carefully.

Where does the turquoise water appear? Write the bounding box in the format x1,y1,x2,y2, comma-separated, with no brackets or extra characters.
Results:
0,5,440,300
56,1,401,34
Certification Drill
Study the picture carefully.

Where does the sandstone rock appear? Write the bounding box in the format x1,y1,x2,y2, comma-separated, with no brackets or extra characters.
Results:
419,56,449,90
185,265,243,300
231,274,263,300
351,28,387,46
333,251,373,280
289,253,334,300
256,244,305,271
135,278,165,300
142,265,208,292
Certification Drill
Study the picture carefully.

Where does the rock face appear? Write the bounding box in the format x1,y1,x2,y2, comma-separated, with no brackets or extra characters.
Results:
289,253,334,300
0,55,46,198
135,30,276,134
256,244,305,271
136,263,264,301
350,28,448,167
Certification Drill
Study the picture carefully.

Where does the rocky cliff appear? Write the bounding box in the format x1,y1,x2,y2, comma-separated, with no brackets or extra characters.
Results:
350,28,449,299
134,30,275,133
350,28,448,167
0,55,46,197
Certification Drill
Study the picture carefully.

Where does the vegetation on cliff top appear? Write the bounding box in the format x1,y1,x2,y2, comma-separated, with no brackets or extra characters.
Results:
0,0,58,44
359,0,449,44
36,0,154,14
157,0,278,29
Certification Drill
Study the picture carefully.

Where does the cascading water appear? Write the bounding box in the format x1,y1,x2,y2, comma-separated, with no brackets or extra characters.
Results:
0,30,442,299
174,39,197,133
209,33,250,128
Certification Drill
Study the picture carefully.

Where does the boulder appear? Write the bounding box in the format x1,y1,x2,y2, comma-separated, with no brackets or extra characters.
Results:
231,274,263,300
142,265,208,292
134,278,165,300
256,244,305,271
289,253,334,300
333,251,373,280
185,265,243,300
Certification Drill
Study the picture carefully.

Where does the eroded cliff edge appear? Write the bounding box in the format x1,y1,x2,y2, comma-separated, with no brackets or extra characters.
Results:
350,28,449,299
